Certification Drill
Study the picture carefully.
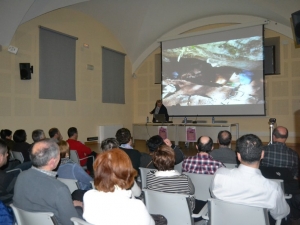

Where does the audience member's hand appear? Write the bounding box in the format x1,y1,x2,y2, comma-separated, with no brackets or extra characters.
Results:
164,139,172,147
73,200,83,208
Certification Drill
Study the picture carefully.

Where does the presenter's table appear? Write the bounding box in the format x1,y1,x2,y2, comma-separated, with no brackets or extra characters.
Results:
133,123,239,144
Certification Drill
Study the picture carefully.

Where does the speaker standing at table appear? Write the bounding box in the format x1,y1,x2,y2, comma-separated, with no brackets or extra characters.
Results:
150,100,169,123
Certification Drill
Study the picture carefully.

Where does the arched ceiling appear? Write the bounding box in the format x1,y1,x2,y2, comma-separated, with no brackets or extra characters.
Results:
1,0,299,70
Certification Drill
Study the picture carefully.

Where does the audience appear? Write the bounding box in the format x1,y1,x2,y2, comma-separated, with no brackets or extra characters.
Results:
66,127,96,174
261,126,299,179
0,139,20,204
140,135,163,169
0,140,14,224
0,129,15,151
57,140,93,190
49,128,63,143
100,137,141,198
182,136,224,174
100,138,119,151
83,148,154,225
115,128,141,172
210,134,290,224
12,129,31,162
210,130,237,164
146,145,195,210
13,139,81,225
141,135,184,169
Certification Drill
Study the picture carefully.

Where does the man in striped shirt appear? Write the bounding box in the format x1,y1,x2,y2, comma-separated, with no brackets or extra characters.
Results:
182,136,224,174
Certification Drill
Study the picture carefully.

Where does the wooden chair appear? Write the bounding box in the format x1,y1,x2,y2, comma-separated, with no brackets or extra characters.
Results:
10,204,57,225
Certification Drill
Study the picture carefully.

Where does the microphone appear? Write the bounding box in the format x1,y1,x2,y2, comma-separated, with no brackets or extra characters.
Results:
193,115,198,124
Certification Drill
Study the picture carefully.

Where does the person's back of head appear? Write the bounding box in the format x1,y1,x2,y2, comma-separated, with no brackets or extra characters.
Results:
152,145,175,171
115,128,131,145
0,129,12,140
58,140,70,158
272,126,288,143
197,136,213,153
217,130,232,147
100,138,119,151
93,148,137,192
13,129,27,143
146,135,164,152
48,128,59,138
67,127,77,138
32,129,45,143
236,134,263,164
31,139,59,169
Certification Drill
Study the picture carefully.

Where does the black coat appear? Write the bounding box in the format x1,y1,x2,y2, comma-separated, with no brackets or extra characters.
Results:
150,104,169,122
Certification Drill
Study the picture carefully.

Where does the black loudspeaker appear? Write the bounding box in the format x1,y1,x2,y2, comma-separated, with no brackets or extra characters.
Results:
291,10,300,45
19,63,32,80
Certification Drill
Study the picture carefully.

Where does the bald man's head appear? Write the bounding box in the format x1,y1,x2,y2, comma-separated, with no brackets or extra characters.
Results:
31,139,59,168
272,126,288,143
197,136,213,153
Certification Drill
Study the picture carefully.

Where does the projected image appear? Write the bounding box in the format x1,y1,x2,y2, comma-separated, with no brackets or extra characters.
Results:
162,36,264,107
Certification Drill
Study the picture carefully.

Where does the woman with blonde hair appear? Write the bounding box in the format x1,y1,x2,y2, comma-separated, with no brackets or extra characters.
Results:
83,148,154,225
57,140,93,190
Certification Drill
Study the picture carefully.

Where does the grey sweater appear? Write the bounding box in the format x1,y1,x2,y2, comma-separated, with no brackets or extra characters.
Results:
13,168,79,225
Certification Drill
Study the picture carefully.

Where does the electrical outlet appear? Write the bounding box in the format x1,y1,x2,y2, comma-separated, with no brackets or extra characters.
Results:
8,45,18,54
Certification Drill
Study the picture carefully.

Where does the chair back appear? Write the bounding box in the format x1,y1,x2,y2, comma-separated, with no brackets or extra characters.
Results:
223,163,237,169
143,189,194,225
57,178,79,193
139,167,155,188
10,204,57,225
183,172,214,201
70,150,80,164
11,151,24,163
71,217,93,225
174,161,183,173
208,198,270,225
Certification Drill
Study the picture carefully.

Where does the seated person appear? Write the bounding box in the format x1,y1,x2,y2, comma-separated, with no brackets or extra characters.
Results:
210,130,237,164
141,135,184,169
100,138,141,198
66,127,96,174
115,128,141,172
57,140,93,190
210,134,290,224
0,129,15,151
13,139,81,225
146,145,195,210
83,148,154,225
182,136,224,174
12,129,31,162
0,139,21,204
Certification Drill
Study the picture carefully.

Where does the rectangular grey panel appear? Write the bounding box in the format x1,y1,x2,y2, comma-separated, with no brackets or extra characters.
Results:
155,54,161,84
39,27,77,100
102,47,125,104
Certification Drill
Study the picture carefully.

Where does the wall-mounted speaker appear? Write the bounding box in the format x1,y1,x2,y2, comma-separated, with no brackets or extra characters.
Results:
291,10,300,45
19,63,33,80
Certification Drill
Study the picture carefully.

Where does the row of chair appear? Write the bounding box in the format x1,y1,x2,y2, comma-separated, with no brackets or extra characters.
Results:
140,166,285,225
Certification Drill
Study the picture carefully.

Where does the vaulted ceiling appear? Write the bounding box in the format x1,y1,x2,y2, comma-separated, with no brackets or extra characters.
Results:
1,0,299,70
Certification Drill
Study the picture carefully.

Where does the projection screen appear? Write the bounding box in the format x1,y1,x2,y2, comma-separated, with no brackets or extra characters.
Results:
161,25,265,116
